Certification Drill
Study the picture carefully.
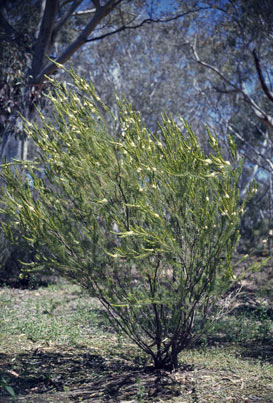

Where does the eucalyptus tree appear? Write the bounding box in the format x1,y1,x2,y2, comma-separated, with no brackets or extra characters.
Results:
1,0,206,162
0,0,127,161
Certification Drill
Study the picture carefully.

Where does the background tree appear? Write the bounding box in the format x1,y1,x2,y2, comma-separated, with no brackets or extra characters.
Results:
0,0,207,161
0,0,126,161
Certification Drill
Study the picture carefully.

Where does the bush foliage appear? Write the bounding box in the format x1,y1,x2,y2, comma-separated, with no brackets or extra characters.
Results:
0,206,37,287
0,68,253,369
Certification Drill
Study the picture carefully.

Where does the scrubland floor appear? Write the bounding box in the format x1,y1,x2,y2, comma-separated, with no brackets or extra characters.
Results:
0,258,272,402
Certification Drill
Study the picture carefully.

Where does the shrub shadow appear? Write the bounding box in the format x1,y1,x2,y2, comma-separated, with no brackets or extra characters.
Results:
0,346,190,402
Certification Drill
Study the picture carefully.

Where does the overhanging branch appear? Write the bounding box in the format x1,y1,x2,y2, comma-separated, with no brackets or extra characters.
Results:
192,37,273,131
86,7,212,42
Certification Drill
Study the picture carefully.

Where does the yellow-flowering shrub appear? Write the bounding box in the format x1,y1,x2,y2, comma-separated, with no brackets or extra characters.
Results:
0,68,253,369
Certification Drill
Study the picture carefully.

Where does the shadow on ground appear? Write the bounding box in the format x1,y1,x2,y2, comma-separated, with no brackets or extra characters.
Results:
1,343,273,402
0,345,196,402
239,341,273,364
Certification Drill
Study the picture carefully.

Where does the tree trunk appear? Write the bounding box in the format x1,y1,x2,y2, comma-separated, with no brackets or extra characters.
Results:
153,346,180,370
0,0,122,163
0,89,36,162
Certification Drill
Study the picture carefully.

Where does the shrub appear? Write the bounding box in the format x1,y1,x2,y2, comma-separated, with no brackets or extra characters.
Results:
0,203,53,288
0,67,253,369
0,219,35,287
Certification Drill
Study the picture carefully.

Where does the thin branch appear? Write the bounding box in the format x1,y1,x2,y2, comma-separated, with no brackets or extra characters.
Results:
228,124,273,172
73,9,96,16
192,36,273,131
212,86,240,94
192,36,240,90
252,48,273,104
86,7,212,42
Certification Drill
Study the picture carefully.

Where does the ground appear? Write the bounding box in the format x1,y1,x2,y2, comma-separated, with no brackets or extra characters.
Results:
0,256,272,402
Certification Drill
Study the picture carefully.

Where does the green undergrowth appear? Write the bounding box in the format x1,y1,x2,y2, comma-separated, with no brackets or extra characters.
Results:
203,305,273,346
0,282,115,351
1,281,272,350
